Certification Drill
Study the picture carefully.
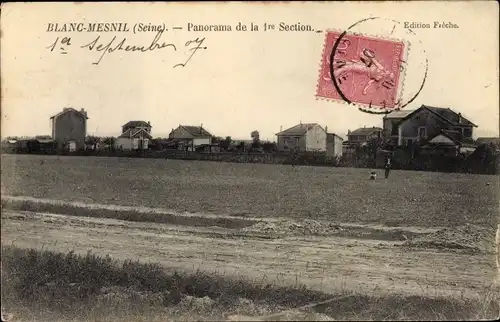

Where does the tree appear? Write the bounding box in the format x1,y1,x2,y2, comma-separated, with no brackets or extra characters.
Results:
101,136,116,151
219,136,232,151
467,143,498,174
250,130,261,152
211,136,223,144
364,137,384,166
236,141,245,152
251,130,260,142
262,141,277,153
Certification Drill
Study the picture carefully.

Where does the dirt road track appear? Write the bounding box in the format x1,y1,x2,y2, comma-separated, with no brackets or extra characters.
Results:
1,211,497,300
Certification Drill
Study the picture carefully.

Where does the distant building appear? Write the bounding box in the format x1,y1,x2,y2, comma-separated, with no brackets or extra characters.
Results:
168,124,213,151
34,135,53,143
326,132,344,158
50,107,88,151
115,120,152,150
382,109,415,145
420,129,477,156
276,123,328,152
345,126,383,145
383,105,477,147
121,120,152,134
476,137,500,151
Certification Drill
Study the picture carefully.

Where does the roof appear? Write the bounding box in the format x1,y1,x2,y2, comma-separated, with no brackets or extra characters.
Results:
400,105,477,127
422,130,476,147
50,107,88,120
35,135,52,140
123,121,151,128
327,133,344,141
183,125,212,137
383,110,415,119
349,127,383,136
176,125,213,137
276,123,320,136
441,130,476,145
476,137,500,146
118,128,153,139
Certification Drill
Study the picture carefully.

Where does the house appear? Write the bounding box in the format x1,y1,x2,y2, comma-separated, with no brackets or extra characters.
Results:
326,133,344,158
115,120,152,150
276,123,328,152
382,109,415,145
383,105,477,147
345,127,383,145
476,137,500,151
4,135,57,153
50,107,88,151
168,124,213,151
420,129,477,156
34,135,57,153
34,135,53,143
122,121,152,134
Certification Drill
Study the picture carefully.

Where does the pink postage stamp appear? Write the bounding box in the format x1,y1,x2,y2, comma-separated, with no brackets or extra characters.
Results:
316,30,408,110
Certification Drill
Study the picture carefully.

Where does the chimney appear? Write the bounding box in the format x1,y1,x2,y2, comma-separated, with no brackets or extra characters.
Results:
348,129,351,135
200,123,203,133
280,125,283,131
458,113,462,124
325,126,328,133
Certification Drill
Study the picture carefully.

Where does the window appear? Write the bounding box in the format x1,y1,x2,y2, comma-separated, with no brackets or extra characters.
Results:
283,137,290,147
418,127,427,139
391,124,398,136
463,128,472,138
295,137,300,145
453,127,463,134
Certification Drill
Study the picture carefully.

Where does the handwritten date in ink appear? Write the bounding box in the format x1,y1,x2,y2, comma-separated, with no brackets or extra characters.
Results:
46,31,207,68
46,37,72,54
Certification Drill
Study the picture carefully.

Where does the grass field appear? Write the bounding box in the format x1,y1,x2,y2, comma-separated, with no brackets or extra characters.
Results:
1,154,499,320
1,154,499,228
2,246,498,321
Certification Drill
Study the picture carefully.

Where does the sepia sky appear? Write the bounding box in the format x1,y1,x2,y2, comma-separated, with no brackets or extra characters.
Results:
1,1,499,141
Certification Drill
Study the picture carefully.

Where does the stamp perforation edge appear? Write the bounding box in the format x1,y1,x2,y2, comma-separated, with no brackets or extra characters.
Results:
315,28,412,112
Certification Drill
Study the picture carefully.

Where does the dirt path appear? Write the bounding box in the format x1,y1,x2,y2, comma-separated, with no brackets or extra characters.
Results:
2,211,498,300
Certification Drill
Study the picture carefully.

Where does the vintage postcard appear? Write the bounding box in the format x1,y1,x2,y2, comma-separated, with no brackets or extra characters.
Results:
1,1,499,321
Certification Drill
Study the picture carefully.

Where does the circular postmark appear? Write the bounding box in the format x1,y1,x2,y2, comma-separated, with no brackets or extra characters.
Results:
326,17,429,115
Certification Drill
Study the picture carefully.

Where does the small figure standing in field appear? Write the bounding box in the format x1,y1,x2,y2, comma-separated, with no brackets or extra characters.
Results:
384,156,392,179
370,171,377,180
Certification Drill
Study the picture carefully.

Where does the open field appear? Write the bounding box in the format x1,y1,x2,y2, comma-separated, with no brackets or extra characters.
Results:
1,209,498,298
1,154,499,320
1,154,499,228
